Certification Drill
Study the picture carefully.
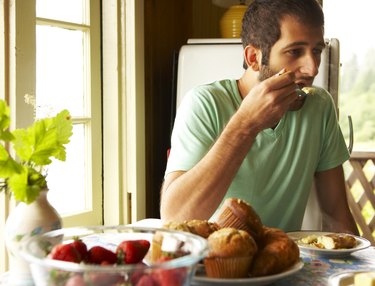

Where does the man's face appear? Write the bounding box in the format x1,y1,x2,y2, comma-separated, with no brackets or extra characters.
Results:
259,15,325,110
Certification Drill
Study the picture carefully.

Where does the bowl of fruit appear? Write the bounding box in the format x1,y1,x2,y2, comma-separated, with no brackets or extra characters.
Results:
20,225,208,286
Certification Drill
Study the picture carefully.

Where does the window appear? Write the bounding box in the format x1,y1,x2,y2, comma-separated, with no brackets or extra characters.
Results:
324,0,375,242
34,0,102,225
35,0,102,226
324,0,375,151
0,0,103,272
1,0,146,274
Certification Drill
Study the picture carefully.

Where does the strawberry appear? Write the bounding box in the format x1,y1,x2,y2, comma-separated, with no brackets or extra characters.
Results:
152,257,187,286
87,246,117,264
116,239,150,264
135,274,158,286
49,238,88,263
84,272,124,286
152,267,187,286
72,238,88,261
65,274,87,286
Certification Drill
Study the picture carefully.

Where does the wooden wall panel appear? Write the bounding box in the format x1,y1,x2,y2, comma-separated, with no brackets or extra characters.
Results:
144,0,224,218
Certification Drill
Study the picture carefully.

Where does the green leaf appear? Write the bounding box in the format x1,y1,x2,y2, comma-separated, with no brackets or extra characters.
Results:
11,129,33,162
0,99,72,203
7,167,46,204
0,100,14,142
12,110,73,166
0,145,23,178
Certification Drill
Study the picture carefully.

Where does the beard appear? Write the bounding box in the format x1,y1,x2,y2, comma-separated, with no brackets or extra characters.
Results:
258,65,306,111
258,65,277,82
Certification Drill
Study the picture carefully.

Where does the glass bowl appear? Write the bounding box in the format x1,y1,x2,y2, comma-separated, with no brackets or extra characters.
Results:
20,225,208,286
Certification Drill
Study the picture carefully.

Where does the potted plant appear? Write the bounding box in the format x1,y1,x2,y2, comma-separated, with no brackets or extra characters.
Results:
0,99,73,285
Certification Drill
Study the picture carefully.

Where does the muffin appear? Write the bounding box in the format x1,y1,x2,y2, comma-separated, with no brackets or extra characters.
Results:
215,198,263,242
164,219,219,238
250,227,300,277
184,219,220,238
204,228,257,278
151,220,218,262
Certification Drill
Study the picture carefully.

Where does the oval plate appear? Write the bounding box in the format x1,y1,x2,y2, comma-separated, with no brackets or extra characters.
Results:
287,231,371,258
191,260,304,286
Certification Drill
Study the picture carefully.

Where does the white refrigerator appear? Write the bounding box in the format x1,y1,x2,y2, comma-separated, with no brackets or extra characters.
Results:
173,38,341,230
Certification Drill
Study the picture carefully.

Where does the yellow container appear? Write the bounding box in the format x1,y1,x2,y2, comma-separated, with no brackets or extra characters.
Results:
220,4,247,38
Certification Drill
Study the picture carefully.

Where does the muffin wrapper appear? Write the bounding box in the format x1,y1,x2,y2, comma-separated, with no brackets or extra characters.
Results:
204,256,252,278
216,208,251,233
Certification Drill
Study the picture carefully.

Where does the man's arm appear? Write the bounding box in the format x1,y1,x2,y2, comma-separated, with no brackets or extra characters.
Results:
315,165,359,235
160,70,299,223
160,114,259,223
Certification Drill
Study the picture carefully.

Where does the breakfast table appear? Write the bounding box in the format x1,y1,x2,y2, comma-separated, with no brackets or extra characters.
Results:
274,246,375,286
1,219,374,286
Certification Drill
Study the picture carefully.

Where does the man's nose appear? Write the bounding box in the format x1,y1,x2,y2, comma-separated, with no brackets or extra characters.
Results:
300,54,320,77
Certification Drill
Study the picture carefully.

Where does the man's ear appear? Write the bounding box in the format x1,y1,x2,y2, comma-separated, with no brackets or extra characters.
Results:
244,45,262,71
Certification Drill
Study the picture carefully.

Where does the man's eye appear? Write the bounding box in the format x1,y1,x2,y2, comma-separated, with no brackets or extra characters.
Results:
313,48,323,55
287,49,301,56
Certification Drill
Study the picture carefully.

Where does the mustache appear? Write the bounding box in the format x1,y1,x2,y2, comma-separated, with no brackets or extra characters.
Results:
299,75,315,82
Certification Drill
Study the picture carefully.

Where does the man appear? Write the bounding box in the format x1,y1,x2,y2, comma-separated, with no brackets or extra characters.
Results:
160,0,358,234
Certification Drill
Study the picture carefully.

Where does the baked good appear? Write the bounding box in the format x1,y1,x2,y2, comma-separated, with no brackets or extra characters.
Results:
150,231,164,263
151,220,218,262
354,272,375,286
163,220,219,238
204,227,257,278
184,219,220,238
162,221,192,232
316,233,357,249
250,227,300,277
215,198,263,241
298,233,357,249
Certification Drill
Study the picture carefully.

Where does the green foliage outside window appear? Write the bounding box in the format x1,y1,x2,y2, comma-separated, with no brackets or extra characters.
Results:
339,48,375,150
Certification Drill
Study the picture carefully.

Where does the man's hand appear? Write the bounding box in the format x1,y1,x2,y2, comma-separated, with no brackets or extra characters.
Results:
237,69,299,132
315,166,359,235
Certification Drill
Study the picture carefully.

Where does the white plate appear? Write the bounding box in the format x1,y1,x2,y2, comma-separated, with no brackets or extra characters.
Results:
287,231,371,257
191,260,304,286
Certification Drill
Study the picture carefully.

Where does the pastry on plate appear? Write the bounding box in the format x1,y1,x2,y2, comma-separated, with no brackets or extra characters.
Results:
215,198,263,242
316,233,357,249
163,219,219,238
204,227,257,278
250,227,300,277
354,271,375,286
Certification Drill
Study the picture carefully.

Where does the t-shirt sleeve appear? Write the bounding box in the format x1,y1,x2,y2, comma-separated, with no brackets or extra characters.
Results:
315,90,350,172
165,88,219,176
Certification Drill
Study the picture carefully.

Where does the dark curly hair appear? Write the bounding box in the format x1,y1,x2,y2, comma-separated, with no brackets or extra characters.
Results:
241,0,324,69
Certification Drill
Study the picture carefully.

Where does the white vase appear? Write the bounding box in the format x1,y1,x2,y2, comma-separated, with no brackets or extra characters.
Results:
4,190,62,286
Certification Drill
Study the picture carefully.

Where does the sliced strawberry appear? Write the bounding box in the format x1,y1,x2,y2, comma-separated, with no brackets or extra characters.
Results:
87,246,117,265
116,239,150,264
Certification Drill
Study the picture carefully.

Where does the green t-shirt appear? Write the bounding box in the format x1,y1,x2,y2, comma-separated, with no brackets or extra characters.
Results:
166,79,350,231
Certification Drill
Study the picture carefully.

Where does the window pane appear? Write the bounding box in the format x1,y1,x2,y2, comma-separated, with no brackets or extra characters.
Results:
36,0,85,24
324,1,375,151
36,25,86,118
47,124,89,215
